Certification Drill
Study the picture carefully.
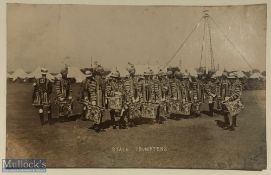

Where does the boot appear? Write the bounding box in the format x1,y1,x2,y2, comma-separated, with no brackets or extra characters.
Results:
208,103,214,117
232,115,237,127
93,124,101,133
128,120,134,127
59,115,65,122
81,111,87,121
110,110,117,129
119,120,127,129
223,114,230,128
39,113,45,126
48,112,53,125
228,125,235,131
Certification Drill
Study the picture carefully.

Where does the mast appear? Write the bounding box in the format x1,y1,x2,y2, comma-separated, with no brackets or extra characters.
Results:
91,56,93,68
179,58,182,71
199,10,215,73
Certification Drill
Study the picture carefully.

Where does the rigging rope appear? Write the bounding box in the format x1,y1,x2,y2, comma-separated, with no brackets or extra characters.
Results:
207,17,215,70
163,17,203,69
200,18,206,67
209,16,253,70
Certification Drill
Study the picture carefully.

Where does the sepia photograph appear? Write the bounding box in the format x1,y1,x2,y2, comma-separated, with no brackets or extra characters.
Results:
4,1,268,171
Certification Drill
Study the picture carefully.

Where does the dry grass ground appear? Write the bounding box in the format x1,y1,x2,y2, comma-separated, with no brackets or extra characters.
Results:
6,83,266,170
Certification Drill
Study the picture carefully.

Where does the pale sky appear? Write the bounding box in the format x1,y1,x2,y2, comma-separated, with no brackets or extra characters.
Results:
7,4,266,73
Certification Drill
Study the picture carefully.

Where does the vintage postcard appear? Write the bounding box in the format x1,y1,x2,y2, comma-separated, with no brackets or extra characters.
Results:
1,0,270,174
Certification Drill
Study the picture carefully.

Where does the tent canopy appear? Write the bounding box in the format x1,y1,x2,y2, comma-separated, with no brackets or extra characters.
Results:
10,68,28,81
27,67,55,81
67,66,86,83
249,72,263,79
233,70,247,78
134,65,160,75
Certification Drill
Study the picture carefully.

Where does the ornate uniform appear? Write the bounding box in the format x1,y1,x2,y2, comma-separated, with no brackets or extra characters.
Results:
137,77,145,103
106,74,126,129
32,77,52,106
123,76,141,123
223,79,244,116
55,76,73,120
222,76,244,130
123,76,137,104
159,76,170,117
82,78,98,105
161,77,170,101
80,74,104,130
151,77,162,103
217,78,230,111
139,69,160,121
205,79,217,116
177,78,192,116
142,78,154,103
32,72,53,125
180,79,191,102
167,77,182,115
168,78,180,100
190,79,201,116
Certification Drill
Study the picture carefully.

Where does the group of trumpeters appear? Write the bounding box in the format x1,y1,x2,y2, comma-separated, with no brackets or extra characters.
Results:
32,63,244,132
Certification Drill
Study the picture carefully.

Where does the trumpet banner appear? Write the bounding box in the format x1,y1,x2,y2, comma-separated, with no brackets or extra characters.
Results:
85,106,103,124
168,100,192,115
108,96,123,110
32,91,51,107
141,103,159,119
191,102,201,115
55,99,73,117
159,101,169,117
78,99,104,124
129,102,142,119
223,99,244,117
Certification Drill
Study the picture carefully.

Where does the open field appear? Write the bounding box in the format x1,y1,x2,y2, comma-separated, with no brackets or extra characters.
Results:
6,83,266,170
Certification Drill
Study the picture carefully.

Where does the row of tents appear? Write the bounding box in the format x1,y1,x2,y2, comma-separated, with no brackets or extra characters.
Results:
7,65,163,83
7,66,266,83
7,66,87,83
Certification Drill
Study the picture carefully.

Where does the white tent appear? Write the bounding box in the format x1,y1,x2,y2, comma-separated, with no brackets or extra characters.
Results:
67,66,86,83
114,65,161,77
134,65,160,75
27,67,55,81
7,72,12,79
116,67,127,77
10,68,28,81
234,71,247,78
55,67,86,82
189,69,198,77
249,72,263,79
213,69,224,77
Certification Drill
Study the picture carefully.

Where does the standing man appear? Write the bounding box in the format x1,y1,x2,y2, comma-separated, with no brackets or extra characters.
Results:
151,73,164,124
106,70,126,129
80,70,104,132
190,75,201,117
222,73,244,131
123,62,140,127
217,71,229,112
180,72,191,103
205,74,217,117
142,68,154,103
55,66,73,122
197,72,207,103
168,70,179,101
141,68,160,122
179,72,192,116
157,69,169,119
32,68,53,125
